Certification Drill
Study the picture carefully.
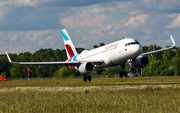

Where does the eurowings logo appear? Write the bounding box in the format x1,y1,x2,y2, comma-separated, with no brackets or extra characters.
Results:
105,43,118,50
61,29,79,62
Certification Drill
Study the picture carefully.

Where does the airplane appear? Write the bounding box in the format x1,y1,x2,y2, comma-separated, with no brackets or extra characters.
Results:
6,29,176,82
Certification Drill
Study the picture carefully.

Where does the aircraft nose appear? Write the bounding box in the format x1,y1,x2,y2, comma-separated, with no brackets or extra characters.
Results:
136,45,142,53
131,45,142,56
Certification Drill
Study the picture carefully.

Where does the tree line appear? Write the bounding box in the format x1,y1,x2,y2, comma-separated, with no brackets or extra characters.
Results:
0,43,179,79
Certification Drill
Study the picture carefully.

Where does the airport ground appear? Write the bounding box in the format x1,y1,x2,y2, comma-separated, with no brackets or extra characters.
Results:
0,76,180,112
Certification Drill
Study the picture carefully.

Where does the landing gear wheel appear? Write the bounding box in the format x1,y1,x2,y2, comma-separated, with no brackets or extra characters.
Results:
124,72,127,77
87,75,92,83
119,72,123,78
83,75,87,82
119,72,127,78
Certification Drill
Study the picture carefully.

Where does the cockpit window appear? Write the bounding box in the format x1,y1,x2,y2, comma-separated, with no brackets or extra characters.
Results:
135,40,139,44
125,41,140,46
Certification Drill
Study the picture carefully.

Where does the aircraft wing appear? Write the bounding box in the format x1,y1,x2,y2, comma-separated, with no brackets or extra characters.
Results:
140,35,176,56
5,51,103,66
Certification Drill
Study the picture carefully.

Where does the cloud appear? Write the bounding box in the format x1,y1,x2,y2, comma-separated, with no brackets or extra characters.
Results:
59,1,180,49
38,0,130,7
0,0,179,54
0,0,132,8
0,6,64,31
0,30,62,54
0,0,179,31
0,0,49,7
60,10,107,28
121,14,149,28
166,14,180,29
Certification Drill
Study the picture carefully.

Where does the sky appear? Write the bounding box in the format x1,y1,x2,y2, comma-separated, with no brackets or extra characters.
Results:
0,0,180,54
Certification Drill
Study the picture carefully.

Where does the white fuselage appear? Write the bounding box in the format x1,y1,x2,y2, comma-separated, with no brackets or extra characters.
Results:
72,38,142,70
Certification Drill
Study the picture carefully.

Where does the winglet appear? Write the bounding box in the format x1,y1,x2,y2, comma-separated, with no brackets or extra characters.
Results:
170,35,176,46
5,51,12,63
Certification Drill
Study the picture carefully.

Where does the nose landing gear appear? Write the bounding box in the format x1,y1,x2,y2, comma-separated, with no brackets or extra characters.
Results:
119,60,134,78
127,59,134,71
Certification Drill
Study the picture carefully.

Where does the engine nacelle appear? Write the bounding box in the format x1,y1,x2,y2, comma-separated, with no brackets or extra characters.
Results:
78,62,95,74
133,56,149,68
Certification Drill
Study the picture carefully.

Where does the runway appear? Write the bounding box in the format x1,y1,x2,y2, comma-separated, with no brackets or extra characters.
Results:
118,82,180,85
0,82,179,92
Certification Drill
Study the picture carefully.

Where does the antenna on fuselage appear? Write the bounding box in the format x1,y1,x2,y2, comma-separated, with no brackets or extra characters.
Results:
125,36,128,39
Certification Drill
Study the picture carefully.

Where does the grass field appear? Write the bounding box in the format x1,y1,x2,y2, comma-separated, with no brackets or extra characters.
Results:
0,76,180,113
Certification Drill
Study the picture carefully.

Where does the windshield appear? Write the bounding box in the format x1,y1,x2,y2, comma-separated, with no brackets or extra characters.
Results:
125,41,139,46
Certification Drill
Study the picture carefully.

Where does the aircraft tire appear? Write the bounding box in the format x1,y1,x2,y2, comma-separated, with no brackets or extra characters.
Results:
87,75,92,83
83,75,87,82
124,72,127,77
119,72,123,78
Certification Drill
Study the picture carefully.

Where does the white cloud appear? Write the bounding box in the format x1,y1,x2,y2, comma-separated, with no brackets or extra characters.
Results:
155,39,172,46
60,10,107,28
0,30,62,54
143,30,152,35
168,14,176,18
59,1,180,49
121,14,149,28
0,0,50,7
0,0,179,54
167,14,180,29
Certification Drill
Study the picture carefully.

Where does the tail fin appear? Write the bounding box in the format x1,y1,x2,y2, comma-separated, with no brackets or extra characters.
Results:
61,29,79,60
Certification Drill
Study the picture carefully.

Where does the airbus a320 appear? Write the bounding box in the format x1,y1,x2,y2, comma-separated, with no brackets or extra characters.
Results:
6,29,176,82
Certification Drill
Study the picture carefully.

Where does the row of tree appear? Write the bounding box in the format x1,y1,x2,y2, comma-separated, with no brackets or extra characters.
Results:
0,43,179,78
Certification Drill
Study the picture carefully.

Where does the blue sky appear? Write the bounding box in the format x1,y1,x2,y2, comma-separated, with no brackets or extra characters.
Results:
0,0,180,54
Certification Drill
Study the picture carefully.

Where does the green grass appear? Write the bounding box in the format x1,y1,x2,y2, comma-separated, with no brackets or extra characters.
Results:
0,76,180,87
0,76,180,112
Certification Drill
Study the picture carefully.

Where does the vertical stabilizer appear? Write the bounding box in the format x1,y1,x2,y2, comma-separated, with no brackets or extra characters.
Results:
61,29,78,60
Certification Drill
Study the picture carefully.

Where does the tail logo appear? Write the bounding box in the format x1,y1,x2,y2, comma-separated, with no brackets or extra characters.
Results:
65,44,75,58
61,29,79,60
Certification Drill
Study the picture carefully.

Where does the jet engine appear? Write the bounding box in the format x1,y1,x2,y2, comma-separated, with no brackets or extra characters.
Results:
78,62,95,74
133,56,149,68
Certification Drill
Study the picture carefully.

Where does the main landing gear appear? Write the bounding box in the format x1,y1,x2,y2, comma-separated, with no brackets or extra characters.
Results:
119,72,127,78
83,75,92,83
119,63,127,78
